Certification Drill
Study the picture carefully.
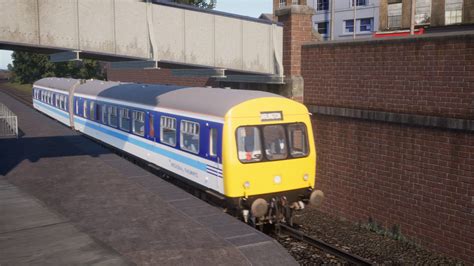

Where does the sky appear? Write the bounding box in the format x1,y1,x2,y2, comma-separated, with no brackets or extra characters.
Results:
0,0,272,70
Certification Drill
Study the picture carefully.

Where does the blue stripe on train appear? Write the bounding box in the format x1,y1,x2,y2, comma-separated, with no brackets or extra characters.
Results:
35,100,221,176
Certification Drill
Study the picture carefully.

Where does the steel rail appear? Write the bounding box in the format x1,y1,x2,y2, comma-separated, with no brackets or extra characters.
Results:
278,223,372,266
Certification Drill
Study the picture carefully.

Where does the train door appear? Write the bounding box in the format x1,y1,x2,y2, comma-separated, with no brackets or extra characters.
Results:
145,112,157,161
208,127,223,192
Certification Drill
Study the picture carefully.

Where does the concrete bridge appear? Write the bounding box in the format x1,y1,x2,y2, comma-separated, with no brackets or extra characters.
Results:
0,0,283,79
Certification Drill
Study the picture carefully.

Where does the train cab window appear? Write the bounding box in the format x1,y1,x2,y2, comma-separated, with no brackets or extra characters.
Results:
119,108,130,131
263,125,288,161
209,128,218,157
108,106,118,127
236,127,262,163
287,123,309,157
101,105,107,124
83,100,88,118
180,120,200,154
160,116,176,146
132,111,145,136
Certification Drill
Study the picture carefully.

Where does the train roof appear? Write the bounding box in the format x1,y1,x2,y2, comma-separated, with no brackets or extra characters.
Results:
34,78,283,118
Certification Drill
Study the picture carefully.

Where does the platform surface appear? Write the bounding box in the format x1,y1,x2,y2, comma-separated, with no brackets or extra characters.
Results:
0,90,297,265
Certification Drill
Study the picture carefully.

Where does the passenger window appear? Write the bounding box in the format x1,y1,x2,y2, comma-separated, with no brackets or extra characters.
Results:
287,123,309,157
149,113,155,138
55,94,59,107
180,120,200,154
210,128,217,157
101,105,107,124
160,116,176,146
263,125,288,161
90,102,96,120
236,127,262,163
132,111,145,136
119,108,130,131
75,99,79,114
108,106,118,127
83,100,88,118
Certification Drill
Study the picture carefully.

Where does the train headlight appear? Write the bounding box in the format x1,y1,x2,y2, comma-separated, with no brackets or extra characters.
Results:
303,174,309,181
274,175,281,184
243,181,250,189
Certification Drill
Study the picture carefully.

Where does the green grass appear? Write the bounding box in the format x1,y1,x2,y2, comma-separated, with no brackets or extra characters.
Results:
4,82,33,94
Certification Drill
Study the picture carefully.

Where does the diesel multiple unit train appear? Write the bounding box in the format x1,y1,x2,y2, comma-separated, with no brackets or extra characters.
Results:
32,77,324,224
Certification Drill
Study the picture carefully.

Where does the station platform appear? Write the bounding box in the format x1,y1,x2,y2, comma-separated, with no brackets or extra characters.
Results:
0,90,297,265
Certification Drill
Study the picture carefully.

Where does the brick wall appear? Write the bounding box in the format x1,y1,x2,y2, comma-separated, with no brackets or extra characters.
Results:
107,68,216,87
302,34,474,263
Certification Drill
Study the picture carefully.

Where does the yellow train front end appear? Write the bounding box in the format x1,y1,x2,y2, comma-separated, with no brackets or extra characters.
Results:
222,97,324,225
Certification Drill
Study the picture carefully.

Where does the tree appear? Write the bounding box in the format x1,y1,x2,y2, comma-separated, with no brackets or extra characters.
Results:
174,0,216,9
8,51,104,84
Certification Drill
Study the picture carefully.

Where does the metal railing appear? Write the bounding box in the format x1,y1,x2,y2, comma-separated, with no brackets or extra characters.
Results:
0,102,18,138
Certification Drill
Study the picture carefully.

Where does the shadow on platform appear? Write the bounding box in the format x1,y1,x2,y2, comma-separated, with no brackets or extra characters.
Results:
0,135,111,176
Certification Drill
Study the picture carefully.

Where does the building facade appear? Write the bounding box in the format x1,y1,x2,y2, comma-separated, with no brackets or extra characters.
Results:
379,0,474,31
274,0,381,40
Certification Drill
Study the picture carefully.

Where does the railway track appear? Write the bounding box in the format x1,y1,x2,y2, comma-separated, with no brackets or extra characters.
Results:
277,223,373,265
0,82,32,107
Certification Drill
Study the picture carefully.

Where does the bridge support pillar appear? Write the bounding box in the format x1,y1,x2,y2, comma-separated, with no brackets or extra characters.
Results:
275,4,317,102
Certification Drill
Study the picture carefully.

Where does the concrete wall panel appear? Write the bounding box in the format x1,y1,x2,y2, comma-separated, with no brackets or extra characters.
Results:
0,0,39,45
38,0,78,49
214,16,242,70
153,5,185,62
0,0,282,75
78,0,115,54
114,0,148,58
184,11,214,66
242,21,270,73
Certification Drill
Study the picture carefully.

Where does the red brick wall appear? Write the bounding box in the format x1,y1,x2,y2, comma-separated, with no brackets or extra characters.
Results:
277,6,316,76
303,36,474,120
302,34,474,263
107,68,216,87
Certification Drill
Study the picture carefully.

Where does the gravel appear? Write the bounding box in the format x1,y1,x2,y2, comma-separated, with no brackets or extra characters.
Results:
276,207,464,265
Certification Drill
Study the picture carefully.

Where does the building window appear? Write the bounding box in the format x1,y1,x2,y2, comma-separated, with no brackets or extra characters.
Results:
415,0,431,25
160,116,176,146
352,0,367,6
279,0,286,8
388,3,402,28
132,111,145,136
316,0,329,10
292,0,299,4
359,18,373,32
316,21,329,35
180,120,200,154
445,0,463,25
344,20,354,33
